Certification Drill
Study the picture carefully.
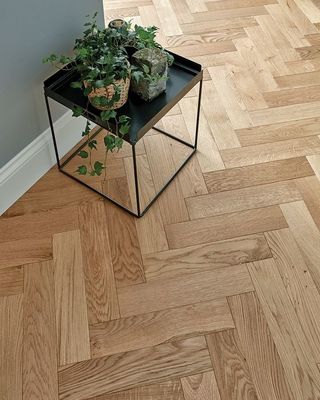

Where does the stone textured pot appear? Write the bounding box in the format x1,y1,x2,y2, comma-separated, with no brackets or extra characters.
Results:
130,48,168,102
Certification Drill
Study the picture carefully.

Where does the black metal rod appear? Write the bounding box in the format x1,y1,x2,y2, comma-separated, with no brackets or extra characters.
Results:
139,148,196,217
60,127,103,169
132,144,141,216
59,169,140,217
152,127,195,149
45,93,61,168
194,78,203,149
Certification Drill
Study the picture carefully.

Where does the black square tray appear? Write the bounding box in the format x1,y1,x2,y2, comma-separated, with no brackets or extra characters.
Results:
44,51,202,144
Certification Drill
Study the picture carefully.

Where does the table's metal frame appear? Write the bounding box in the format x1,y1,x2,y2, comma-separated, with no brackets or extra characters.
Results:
44,60,203,217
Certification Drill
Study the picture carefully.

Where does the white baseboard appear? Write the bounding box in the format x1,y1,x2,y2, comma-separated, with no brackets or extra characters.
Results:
0,111,89,215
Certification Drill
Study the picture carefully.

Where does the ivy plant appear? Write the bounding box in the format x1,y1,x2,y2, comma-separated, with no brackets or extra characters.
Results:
43,13,173,177
43,13,131,176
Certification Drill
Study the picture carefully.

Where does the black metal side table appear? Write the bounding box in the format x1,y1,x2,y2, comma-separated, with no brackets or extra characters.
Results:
44,52,203,217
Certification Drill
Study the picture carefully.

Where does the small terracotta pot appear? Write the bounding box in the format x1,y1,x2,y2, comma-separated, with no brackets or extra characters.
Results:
108,19,125,29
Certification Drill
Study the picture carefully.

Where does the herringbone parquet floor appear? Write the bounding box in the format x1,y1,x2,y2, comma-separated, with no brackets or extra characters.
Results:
2,0,320,399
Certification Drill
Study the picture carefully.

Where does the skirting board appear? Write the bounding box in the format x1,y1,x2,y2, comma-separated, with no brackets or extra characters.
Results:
0,110,90,215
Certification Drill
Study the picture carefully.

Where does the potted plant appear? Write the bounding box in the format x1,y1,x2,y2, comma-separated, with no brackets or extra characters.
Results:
43,13,131,176
130,47,168,101
43,14,174,177
106,18,174,64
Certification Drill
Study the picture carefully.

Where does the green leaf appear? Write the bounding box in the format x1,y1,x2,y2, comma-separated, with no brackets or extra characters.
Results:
101,109,116,121
104,134,116,151
119,123,130,135
88,140,97,150
81,120,91,136
119,115,130,124
43,54,57,64
91,96,101,107
78,150,88,158
99,96,110,107
70,81,82,89
142,64,150,74
72,106,83,117
94,161,104,176
76,165,87,175
114,137,124,150
132,70,144,83
84,86,92,96
93,80,105,88
59,55,71,64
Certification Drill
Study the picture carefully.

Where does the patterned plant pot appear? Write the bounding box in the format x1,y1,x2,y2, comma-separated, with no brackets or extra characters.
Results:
84,77,130,110
130,48,168,102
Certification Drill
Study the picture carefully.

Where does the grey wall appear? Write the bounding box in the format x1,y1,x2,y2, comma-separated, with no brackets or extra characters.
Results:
0,0,104,168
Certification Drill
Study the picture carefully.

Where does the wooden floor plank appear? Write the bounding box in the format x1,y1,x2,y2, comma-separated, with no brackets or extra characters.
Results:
0,237,52,270
23,261,58,400
90,298,234,358
186,180,301,219
201,80,241,150
207,0,276,11
203,157,314,193
250,101,320,126
295,42,320,58
266,229,320,360
118,263,253,317
179,97,225,173
58,337,211,400
220,136,320,168
181,371,221,400
308,154,320,180
81,380,185,400
138,5,168,46
105,203,145,288
0,266,23,297
277,0,318,35
53,230,90,366
248,258,320,399
286,59,320,74
181,17,258,35
0,206,78,244
225,54,269,111
208,65,254,129
152,0,182,36
275,70,320,89
228,292,293,400
294,0,320,23
255,14,300,62
144,134,189,225
143,233,271,281
124,153,169,254
193,6,268,22
295,175,320,230
236,118,320,146
165,206,287,249
170,0,194,24
265,4,309,48
2,168,100,218
162,113,208,197
233,36,278,92
206,329,259,399
79,202,119,324
280,200,320,294
264,85,320,108
169,42,236,58
0,294,23,400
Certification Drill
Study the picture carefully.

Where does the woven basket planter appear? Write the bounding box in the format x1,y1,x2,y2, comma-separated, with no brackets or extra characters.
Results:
84,77,130,110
